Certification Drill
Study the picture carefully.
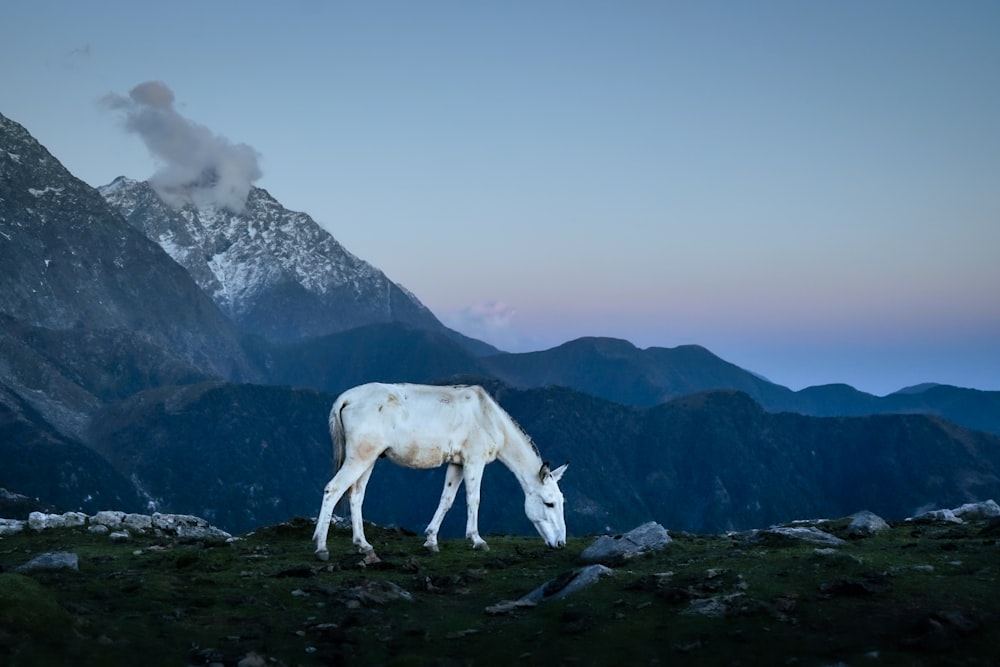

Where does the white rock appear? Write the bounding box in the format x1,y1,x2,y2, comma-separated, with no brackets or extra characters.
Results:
28,512,69,531
123,513,153,533
580,521,672,564
16,551,79,572
756,526,847,546
0,518,26,535
91,510,126,529
952,500,1000,521
910,508,963,524
847,510,891,537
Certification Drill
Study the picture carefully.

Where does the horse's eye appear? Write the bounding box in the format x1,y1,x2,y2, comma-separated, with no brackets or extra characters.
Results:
544,501,555,508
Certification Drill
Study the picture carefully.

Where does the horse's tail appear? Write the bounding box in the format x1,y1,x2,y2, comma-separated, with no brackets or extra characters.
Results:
328,395,350,517
329,395,349,475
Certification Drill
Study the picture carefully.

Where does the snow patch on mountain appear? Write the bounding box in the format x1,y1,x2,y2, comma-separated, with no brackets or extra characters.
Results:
99,176,440,342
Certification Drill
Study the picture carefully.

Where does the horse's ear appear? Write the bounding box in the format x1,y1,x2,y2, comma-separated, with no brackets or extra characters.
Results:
539,461,551,482
550,462,568,482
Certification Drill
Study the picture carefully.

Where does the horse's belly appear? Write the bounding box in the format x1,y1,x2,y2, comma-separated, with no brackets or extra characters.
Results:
384,439,460,469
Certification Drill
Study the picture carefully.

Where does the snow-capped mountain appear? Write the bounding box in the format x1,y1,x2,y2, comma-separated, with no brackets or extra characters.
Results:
100,177,445,343
0,112,258,436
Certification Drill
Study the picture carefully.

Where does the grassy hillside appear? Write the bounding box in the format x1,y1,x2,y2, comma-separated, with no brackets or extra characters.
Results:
2,514,999,666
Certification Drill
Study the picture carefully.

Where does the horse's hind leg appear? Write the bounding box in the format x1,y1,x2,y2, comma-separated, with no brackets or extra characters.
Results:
348,465,376,554
423,463,463,552
312,461,373,560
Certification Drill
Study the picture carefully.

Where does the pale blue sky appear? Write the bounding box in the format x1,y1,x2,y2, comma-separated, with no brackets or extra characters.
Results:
4,1,999,395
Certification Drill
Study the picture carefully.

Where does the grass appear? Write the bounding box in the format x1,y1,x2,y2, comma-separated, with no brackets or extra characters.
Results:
1,516,999,666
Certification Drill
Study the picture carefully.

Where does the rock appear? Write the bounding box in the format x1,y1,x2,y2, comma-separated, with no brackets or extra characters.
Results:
0,518,26,536
91,510,126,529
27,512,72,531
152,513,232,541
16,552,79,572
910,509,963,524
342,580,413,605
683,592,746,617
487,564,614,614
952,500,1000,521
847,510,891,538
123,513,153,533
108,531,131,543
748,526,846,547
523,564,615,603
580,521,672,565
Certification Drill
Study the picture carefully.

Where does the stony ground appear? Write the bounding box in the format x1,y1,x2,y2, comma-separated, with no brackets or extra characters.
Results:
1,513,999,666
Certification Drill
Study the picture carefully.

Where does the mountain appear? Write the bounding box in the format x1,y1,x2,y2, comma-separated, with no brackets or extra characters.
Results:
502,386,1000,534
481,337,795,407
260,322,493,396
99,176,493,356
479,336,1000,436
78,380,1000,536
0,113,260,438
5,110,999,539
86,383,335,531
0,383,146,516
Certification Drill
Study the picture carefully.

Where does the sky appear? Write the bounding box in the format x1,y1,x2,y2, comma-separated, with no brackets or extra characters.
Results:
3,1,999,396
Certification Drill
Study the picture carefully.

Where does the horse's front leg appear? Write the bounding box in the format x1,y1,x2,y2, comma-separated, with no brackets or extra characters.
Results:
424,463,463,552
462,463,489,551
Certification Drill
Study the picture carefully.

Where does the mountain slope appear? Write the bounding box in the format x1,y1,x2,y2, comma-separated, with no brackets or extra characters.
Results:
0,112,261,440
261,322,493,396
99,177,456,345
0,384,146,515
0,113,254,382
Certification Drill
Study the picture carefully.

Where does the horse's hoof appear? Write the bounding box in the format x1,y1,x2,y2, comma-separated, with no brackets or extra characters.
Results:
315,549,330,562
473,542,490,552
423,541,440,553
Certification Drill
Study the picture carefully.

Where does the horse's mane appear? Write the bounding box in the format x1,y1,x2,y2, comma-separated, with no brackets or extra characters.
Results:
473,385,542,459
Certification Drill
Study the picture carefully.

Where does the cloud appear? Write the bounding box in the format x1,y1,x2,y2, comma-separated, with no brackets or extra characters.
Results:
101,81,261,212
443,300,525,351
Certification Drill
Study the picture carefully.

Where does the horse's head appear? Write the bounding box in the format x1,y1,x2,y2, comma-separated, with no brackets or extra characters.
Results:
524,462,568,548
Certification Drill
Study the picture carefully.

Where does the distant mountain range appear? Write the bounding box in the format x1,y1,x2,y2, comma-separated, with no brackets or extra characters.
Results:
2,110,999,538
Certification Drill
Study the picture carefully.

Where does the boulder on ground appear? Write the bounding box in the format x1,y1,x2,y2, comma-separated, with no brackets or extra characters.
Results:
748,526,847,547
15,552,79,572
847,510,891,538
485,564,614,614
952,500,1000,521
91,511,126,529
910,508,963,525
580,521,672,565
27,512,86,531
152,513,232,541
0,518,26,536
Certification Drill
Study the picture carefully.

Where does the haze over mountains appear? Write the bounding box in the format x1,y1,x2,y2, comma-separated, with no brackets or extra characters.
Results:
2,111,999,537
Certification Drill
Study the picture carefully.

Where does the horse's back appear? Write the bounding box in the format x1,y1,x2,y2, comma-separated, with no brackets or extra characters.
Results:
334,383,499,468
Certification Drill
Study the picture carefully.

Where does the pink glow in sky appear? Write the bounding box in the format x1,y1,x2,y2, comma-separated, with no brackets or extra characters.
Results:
4,1,998,395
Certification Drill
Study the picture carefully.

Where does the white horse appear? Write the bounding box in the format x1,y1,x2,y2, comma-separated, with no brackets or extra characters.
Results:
312,382,568,559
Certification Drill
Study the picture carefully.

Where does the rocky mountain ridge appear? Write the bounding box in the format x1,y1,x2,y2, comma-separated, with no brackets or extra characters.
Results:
99,176,458,345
